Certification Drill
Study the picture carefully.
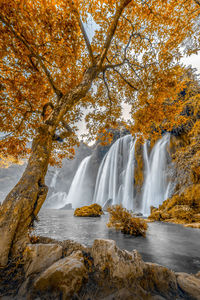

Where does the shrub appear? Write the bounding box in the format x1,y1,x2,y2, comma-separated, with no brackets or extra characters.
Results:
107,205,148,237
149,184,200,225
74,203,103,217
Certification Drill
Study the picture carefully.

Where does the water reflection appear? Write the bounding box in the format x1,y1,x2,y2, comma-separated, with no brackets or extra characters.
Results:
34,209,200,273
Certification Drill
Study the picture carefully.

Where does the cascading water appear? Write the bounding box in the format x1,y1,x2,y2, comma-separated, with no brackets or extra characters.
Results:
141,134,171,216
47,133,172,214
65,155,94,209
93,135,137,210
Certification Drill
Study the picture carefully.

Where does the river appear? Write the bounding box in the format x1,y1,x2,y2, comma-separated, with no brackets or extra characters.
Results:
34,209,200,274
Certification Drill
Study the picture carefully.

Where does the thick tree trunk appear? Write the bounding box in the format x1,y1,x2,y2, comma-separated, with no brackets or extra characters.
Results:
0,66,100,267
0,125,53,267
0,0,131,268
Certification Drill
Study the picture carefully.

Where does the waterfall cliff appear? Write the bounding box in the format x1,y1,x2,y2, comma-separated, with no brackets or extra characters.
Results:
47,134,172,215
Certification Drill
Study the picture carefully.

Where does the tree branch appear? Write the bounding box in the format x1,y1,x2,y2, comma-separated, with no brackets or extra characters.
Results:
98,0,132,67
0,14,62,99
103,71,112,115
113,68,138,90
71,1,95,65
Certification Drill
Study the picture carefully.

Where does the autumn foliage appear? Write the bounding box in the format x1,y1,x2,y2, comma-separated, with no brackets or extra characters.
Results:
0,0,200,268
107,205,148,237
149,185,200,228
0,0,199,163
149,78,200,228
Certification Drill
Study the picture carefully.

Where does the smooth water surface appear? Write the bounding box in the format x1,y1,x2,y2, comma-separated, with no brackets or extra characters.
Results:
34,209,200,274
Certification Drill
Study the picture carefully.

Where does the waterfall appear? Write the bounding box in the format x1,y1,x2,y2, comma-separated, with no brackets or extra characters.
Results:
141,134,171,216
65,155,93,209
93,135,137,210
46,133,172,214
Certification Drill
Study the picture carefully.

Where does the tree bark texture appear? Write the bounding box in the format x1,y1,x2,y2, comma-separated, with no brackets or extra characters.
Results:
0,125,53,266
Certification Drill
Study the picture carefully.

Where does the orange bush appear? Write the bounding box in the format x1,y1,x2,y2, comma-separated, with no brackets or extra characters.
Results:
107,205,148,237
74,203,103,217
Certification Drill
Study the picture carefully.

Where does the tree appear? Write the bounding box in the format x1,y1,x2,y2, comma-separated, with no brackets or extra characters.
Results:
0,0,199,266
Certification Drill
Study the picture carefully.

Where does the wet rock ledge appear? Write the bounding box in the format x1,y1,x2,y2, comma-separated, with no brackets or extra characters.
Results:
0,238,200,300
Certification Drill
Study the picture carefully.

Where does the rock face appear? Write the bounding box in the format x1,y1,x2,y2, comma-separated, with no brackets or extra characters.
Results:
23,243,63,276
91,239,145,280
34,251,88,299
176,272,200,300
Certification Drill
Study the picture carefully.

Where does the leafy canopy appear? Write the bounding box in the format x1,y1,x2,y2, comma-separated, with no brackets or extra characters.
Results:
0,0,199,163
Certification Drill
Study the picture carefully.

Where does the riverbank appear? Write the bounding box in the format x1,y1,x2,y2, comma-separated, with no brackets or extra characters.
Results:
34,209,200,274
1,237,200,300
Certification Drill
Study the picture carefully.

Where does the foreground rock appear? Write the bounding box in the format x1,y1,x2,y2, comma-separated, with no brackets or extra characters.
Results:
34,251,88,299
74,203,103,217
91,239,144,280
24,243,63,276
176,272,200,300
1,238,200,300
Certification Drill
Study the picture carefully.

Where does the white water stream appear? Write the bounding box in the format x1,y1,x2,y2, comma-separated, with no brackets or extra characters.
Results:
65,155,93,209
93,135,137,210
141,134,171,216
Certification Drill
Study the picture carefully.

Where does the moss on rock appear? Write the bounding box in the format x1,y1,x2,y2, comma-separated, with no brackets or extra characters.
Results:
148,184,200,227
74,204,103,217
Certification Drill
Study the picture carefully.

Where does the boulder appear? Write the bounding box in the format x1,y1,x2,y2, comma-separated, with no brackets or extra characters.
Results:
142,263,178,297
34,251,87,299
61,239,88,256
176,272,200,300
74,203,103,217
23,243,63,276
91,239,145,281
